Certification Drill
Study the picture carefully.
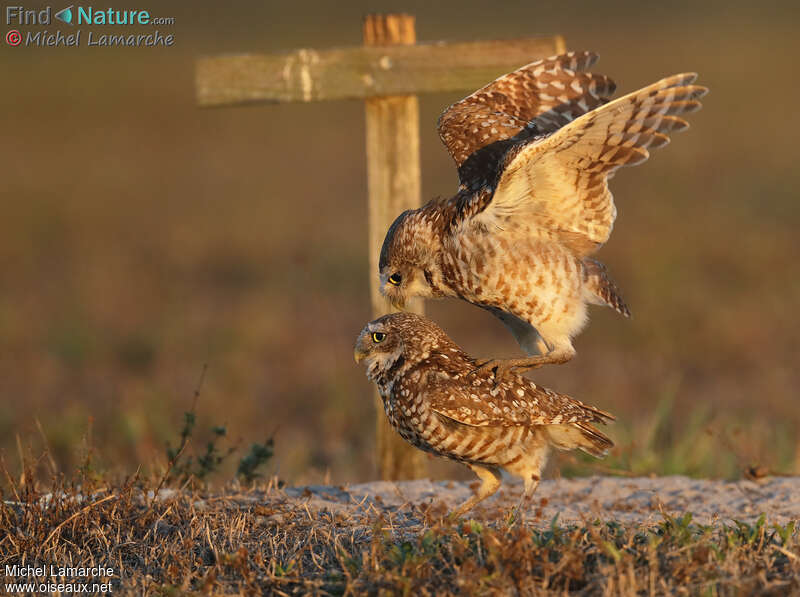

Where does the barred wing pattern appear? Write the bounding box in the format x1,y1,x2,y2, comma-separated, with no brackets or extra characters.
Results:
437,51,616,185
479,73,708,251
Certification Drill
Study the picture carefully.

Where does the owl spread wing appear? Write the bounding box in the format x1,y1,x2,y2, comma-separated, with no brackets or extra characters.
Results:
467,73,708,252
426,372,614,429
437,51,616,187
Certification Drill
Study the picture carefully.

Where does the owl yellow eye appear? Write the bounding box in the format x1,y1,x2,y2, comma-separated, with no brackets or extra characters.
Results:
372,332,386,343
387,273,402,286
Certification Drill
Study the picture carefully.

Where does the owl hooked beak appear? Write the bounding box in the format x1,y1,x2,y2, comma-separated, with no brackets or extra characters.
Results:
354,345,368,363
354,331,371,363
379,281,406,310
388,295,406,310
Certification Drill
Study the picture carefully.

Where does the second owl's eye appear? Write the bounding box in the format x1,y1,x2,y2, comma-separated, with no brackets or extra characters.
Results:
372,332,386,343
387,273,402,286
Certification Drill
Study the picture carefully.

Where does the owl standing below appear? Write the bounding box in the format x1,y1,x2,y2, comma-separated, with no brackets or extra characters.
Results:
378,51,707,377
354,312,614,516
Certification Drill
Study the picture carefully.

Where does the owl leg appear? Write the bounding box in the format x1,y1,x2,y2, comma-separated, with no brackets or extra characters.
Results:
509,473,541,522
522,474,540,505
451,464,502,518
473,347,575,379
506,438,549,521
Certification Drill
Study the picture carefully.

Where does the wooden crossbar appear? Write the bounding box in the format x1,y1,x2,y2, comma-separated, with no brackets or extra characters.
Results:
196,36,565,107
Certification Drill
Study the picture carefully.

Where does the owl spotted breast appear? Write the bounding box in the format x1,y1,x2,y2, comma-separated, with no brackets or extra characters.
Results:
354,312,615,516
378,51,708,377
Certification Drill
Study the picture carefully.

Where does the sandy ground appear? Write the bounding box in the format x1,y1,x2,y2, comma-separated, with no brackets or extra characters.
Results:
275,476,800,526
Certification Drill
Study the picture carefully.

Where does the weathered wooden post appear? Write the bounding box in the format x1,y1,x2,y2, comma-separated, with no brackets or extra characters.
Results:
194,16,564,479
363,14,426,479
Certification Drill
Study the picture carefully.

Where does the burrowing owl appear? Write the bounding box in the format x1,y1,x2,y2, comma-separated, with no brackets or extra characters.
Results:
354,312,614,516
378,51,707,376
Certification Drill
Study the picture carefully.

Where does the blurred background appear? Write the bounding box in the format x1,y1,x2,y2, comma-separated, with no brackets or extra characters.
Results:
2,0,798,485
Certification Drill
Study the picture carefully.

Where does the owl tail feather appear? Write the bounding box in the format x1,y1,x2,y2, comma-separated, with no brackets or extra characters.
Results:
546,423,614,458
583,258,630,318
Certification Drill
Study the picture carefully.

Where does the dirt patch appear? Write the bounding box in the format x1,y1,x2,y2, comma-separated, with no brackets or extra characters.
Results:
279,475,800,526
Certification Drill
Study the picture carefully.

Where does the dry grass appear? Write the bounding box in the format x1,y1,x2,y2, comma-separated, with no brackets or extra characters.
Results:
0,3,798,483
2,467,799,596
1,6,799,485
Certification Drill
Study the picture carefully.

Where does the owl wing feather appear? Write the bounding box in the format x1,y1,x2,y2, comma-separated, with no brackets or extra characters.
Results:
465,73,708,253
426,370,614,428
437,51,616,185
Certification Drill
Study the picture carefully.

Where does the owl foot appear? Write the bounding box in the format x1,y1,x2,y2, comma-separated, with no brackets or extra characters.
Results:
472,358,525,381
473,350,574,380
508,474,540,524
472,357,547,380
450,464,502,519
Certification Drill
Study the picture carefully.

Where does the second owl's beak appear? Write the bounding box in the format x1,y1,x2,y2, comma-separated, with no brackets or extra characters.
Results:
380,279,405,310
388,295,405,310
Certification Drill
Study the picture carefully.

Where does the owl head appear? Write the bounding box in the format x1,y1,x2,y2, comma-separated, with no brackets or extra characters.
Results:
354,312,452,381
378,209,444,308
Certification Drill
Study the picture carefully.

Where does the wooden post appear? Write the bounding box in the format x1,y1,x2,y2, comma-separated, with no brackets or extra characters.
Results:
363,14,426,480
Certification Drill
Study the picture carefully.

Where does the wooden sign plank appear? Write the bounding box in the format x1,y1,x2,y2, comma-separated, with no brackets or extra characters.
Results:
196,36,565,107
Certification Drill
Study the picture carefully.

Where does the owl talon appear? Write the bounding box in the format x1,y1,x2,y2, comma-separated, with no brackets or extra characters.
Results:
447,509,466,523
471,358,493,375
473,349,574,380
471,359,511,382
472,358,543,381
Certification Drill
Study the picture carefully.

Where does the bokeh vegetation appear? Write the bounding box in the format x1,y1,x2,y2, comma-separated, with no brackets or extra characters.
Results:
1,0,798,485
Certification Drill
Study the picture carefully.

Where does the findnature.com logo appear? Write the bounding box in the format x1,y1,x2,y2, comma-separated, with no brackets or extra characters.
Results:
5,5,176,47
